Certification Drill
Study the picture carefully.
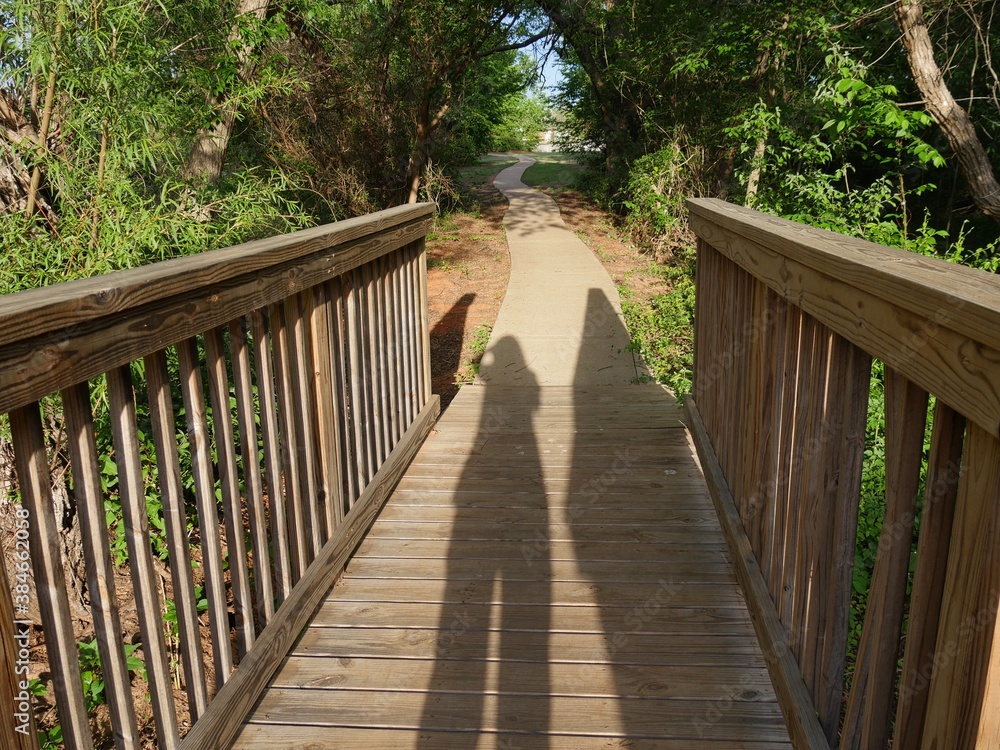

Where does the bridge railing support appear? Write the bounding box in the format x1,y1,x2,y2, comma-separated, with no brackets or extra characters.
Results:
0,203,439,749
686,198,1000,750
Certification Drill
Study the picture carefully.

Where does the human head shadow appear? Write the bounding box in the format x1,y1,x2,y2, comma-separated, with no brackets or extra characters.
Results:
417,335,551,748
430,292,475,407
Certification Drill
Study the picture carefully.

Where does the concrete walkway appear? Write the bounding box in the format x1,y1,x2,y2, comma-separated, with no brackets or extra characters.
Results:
476,155,648,387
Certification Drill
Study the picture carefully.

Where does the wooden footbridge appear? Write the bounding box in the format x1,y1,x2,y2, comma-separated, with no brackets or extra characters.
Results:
2,199,1000,749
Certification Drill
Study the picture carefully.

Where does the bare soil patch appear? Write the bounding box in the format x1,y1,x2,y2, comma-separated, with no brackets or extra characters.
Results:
426,169,512,407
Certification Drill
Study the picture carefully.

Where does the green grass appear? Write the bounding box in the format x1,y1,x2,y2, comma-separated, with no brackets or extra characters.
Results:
521,152,586,188
457,154,519,187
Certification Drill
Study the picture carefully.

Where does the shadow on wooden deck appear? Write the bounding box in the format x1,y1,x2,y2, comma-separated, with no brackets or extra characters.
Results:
233,288,791,749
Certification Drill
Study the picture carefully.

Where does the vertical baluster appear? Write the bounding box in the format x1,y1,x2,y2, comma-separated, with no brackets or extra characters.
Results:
397,248,415,429
204,328,255,658
894,401,965,747
919,421,1000,748
404,244,420,421
106,366,180,748
289,292,323,556
0,538,40,749
229,319,276,627
382,255,401,446
816,339,870,740
329,279,358,509
271,302,308,581
390,249,408,435
62,383,142,746
416,237,432,405
364,262,386,468
250,310,292,604
9,403,93,750
374,257,394,453
842,368,928,749
309,282,345,535
144,351,209,720
177,338,232,688
347,269,373,487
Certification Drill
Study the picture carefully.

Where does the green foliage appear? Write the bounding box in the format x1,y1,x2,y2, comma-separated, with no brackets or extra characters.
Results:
618,254,696,396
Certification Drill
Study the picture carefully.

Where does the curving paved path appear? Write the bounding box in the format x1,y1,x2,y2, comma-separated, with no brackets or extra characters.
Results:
476,155,649,387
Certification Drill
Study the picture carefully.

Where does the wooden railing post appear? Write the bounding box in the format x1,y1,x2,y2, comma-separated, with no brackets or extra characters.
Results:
686,197,1000,750
0,203,436,747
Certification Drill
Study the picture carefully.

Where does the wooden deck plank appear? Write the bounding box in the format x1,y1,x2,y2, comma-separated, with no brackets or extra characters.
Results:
269,656,776,699
246,689,789,741
344,554,738,582
307,600,752,631
233,725,792,749
234,385,792,747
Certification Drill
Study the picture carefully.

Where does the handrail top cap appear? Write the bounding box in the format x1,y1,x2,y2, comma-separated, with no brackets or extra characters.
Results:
0,202,435,349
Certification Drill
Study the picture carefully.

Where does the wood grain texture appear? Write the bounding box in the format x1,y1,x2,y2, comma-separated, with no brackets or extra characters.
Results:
687,199,1000,354
841,370,927,750
106,366,180,749
0,203,434,349
0,216,433,416
178,396,439,750
177,337,233,687
235,386,792,747
0,528,41,750
689,211,1000,437
9,404,94,750
62,383,142,746
894,401,965,748
204,327,256,658
920,421,1000,749
684,396,828,750
250,309,293,605
229,319,276,627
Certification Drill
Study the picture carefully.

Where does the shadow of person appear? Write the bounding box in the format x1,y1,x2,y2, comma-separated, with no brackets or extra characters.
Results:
418,335,551,749
430,292,476,407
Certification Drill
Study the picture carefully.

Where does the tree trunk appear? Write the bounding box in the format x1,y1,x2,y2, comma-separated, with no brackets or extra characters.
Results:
896,0,1000,223
183,0,270,185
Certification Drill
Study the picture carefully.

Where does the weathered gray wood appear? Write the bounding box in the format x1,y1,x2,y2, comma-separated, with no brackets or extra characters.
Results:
178,396,439,750
271,302,309,581
0,215,434,416
416,238,432,404
364,262,386,468
329,278,358,508
0,543,41,750
287,291,322,556
308,282,344,536
106,365,180,748
250,309,293,604
685,396,829,750
228,318,276,626
0,204,435,349
204,327,256,658
346,269,370,489
144,349,209,719
9,403,94,750
177,337,233,687
62,382,142,747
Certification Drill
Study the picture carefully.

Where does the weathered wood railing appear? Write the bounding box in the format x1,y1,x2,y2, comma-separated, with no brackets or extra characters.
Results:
0,203,439,749
685,198,1000,749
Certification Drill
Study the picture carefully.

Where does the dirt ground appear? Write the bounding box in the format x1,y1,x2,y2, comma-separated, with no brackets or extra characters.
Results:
425,171,512,407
